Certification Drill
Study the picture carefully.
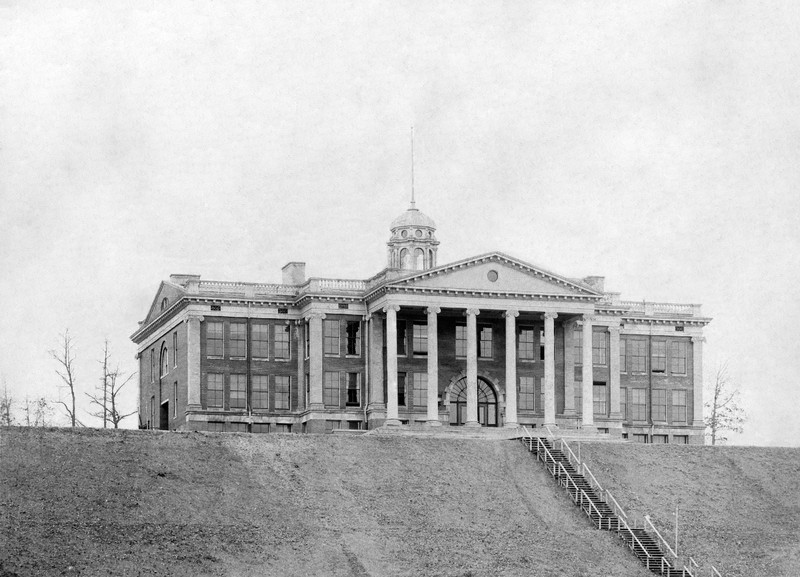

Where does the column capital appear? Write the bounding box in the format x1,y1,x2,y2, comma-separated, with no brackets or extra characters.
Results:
543,312,558,321
581,314,594,323
425,306,441,316
185,314,205,324
608,322,622,333
503,309,519,319
464,308,481,317
306,312,327,321
365,313,373,322
383,305,401,314
691,336,706,344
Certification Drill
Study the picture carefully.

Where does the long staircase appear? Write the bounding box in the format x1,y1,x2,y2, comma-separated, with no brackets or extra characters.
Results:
519,429,723,577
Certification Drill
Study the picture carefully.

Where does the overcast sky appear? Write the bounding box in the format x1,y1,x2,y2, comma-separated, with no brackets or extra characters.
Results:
1,1,798,445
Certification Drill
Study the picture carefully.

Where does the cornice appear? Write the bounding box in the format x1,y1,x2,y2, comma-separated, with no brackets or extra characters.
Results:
365,285,602,303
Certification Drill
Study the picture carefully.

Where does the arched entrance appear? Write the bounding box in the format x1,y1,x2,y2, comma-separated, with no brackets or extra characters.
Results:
449,377,498,427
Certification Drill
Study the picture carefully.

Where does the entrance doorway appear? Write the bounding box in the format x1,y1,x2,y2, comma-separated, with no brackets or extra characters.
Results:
159,401,169,430
449,377,498,427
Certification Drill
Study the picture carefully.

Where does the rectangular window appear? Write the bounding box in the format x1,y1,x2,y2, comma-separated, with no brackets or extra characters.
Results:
323,319,340,356
230,322,247,358
630,388,647,421
252,423,270,433
652,434,669,444
670,341,687,375
346,373,360,406
150,349,155,382
207,373,224,408
412,373,427,407
252,375,269,409
173,382,178,417
519,376,535,411
620,388,627,421
173,332,178,367
252,324,269,359
593,383,607,416
304,321,310,359
518,328,535,360
412,323,427,356
619,338,627,373
593,331,608,366
671,389,687,423
274,423,291,433
652,341,666,373
323,372,339,408
207,322,224,357
673,435,689,444
574,327,583,365
397,321,407,356
274,324,291,360
397,372,406,406
652,388,667,421
633,433,649,444
274,376,290,410
455,325,467,357
346,321,361,356
230,374,247,409
629,339,647,372
539,329,546,361
479,325,492,358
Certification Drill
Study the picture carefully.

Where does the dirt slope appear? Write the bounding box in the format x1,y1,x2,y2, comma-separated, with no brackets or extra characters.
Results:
579,442,800,577
1,427,649,577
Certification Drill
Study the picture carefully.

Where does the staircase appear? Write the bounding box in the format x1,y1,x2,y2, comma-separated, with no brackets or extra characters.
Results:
520,431,721,577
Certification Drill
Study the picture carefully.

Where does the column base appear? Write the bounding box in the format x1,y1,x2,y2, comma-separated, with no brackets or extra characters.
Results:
186,404,202,412
426,420,443,427
308,403,325,411
561,409,577,417
464,421,481,428
608,411,622,420
384,419,402,427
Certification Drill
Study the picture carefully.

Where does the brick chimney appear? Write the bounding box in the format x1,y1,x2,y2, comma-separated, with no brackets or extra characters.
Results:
282,262,306,285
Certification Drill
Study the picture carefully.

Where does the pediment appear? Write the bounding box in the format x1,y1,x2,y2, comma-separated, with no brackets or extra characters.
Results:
143,281,186,325
388,253,600,297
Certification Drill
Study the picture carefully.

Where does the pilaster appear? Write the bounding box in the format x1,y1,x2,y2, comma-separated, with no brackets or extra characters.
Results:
581,315,594,428
185,314,204,411
307,313,325,410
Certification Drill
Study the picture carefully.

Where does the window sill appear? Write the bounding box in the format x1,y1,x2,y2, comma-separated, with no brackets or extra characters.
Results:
344,355,361,359
207,356,224,360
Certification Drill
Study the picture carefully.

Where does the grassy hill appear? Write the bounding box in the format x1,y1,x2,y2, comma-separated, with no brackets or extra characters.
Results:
1,428,797,577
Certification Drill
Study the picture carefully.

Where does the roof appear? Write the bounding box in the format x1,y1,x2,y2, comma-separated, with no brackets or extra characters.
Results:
390,207,436,230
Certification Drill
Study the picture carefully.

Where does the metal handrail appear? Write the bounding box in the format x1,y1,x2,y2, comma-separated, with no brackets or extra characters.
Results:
616,514,652,565
581,461,604,494
604,490,629,522
645,515,678,559
711,566,722,577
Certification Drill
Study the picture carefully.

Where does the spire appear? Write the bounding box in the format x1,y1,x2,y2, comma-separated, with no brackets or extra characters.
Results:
410,125,416,209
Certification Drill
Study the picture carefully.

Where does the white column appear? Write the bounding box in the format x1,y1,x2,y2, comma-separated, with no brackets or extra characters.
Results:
426,307,441,425
544,312,558,427
185,314,204,410
384,305,401,425
503,309,519,428
562,320,576,417
295,319,304,410
692,336,705,425
308,313,325,409
368,313,385,408
609,323,622,420
465,308,480,427
582,314,594,428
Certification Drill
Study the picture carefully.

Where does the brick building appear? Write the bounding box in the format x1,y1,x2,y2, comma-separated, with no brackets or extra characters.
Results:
131,203,710,443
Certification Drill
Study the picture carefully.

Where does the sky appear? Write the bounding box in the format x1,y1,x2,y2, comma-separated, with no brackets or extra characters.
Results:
1,1,798,445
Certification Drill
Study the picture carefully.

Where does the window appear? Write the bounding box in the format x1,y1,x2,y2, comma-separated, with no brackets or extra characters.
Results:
346,373,360,406
629,339,646,372
274,376,290,410
304,321,310,358
160,297,169,311
230,374,247,409
346,321,361,356
305,373,310,410
652,434,668,444
323,320,340,356
230,323,247,358
206,421,225,432
630,388,647,421
325,420,339,433
518,328,535,360
412,323,427,356
207,322,224,357
633,433,649,444
593,383,607,416
652,389,667,421
274,324,291,360
173,332,178,367
207,373,224,408
396,321,407,356
252,423,270,433
673,435,689,445
252,324,269,359
323,372,339,407
160,346,169,377
574,327,583,364
150,349,155,382
479,326,492,358
593,331,607,366
619,339,627,373
620,388,627,421
412,373,427,407
455,325,467,357
274,423,291,433
173,382,178,417
397,372,407,406
252,375,268,409
672,389,687,423
519,376,535,411
670,341,687,374
652,341,666,373
536,329,544,361
149,396,155,428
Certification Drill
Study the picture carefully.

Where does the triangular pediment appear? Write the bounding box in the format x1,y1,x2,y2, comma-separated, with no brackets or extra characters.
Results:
142,281,186,325
387,253,600,297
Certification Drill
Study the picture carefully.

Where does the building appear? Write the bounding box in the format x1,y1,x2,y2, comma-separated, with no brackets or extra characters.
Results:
131,203,710,443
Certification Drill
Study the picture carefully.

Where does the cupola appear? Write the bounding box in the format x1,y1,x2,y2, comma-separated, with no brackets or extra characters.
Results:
387,202,439,271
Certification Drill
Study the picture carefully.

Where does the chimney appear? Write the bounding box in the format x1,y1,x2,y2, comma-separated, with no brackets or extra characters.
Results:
282,262,306,285
582,276,605,293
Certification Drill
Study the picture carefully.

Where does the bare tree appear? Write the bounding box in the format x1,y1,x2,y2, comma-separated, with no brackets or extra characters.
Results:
86,339,136,428
22,396,53,427
704,362,746,445
50,329,82,427
0,378,14,426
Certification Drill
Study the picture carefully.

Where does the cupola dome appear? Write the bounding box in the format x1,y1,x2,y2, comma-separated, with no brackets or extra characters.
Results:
387,203,439,271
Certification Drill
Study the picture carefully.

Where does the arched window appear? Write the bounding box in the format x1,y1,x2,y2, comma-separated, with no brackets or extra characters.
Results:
429,249,435,267
160,345,169,377
400,248,411,269
160,297,169,311
414,248,424,270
